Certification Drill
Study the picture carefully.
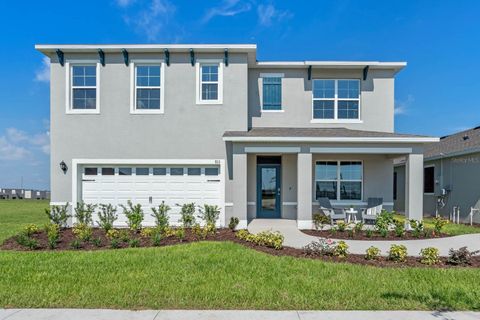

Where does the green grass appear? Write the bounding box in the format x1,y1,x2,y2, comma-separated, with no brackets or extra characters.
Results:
1,200,480,310
394,214,480,236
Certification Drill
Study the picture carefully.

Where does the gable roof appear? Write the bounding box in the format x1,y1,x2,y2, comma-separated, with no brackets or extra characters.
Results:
424,126,480,160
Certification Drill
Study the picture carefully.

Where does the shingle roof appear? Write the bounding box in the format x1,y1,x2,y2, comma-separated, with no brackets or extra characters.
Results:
424,126,480,159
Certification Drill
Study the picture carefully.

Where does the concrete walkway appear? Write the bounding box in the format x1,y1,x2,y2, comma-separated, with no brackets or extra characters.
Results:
248,219,480,257
1,309,479,320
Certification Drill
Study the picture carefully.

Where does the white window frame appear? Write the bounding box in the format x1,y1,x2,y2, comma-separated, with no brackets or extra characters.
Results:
311,79,361,123
130,60,165,114
315,160,363,202
196,59,223,105
260,73,284,112
423,164,435,195
65,61,101,114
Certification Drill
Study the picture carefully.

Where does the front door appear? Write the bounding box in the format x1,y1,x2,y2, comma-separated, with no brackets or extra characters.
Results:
257,164,281,218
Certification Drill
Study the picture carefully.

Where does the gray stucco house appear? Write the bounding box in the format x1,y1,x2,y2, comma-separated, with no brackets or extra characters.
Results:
35,44,438,228
395,126,480,224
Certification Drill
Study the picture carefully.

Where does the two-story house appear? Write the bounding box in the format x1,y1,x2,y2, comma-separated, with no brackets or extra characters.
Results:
35,44,438,228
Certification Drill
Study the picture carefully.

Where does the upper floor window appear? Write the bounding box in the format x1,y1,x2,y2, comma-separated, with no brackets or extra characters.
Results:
196,61,223,104
261,74,283,111
131,62,164,114
312,79,360,121
67,63,100,114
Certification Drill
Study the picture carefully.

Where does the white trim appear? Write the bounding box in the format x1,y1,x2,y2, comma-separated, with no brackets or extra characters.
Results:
36,44,257,51
49,201,68,206
282,202,297,206
65,62,101,114
237,220,248,229
247,201,256,206
223,136,439,143
196,59,224,105
255,61,406,69
130,60,165,114
260,73,284,78
261,110,285,113
297,220,313,230
312,79,361,122
225,202,233,207
310,119,363,124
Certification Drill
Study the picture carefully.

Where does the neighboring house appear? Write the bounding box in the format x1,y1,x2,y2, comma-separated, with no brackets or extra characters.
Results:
0,188,50,200
35,44,438,228
395,126,480,223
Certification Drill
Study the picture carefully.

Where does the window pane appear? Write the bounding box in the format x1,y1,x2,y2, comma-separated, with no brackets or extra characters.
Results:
424,167,434,193
170,168,184,175
136,89,161,109
338,101,359,119
84,66,96,76
84,76,96,86
316,161,337,180
101,168,115,175
313,80,335,98
73,66,84,76
202,83,218,100
340,182,362,200
316,181,337,200
205,167,219,176
73,76,85,86
187,168,201,175
263,77,281,110
338,80,359,99
137,76,149,86
137,66,149,76
136,66,161,87
340,161,362,180
136,168,149,175
202,65,218,81
72,89,96,109
84,168,97,175
72,66,96,88
153,168,167,175
313,100,334,119
118,168,132,175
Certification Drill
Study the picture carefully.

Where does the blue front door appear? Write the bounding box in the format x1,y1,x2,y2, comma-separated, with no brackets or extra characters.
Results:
257,164,281,218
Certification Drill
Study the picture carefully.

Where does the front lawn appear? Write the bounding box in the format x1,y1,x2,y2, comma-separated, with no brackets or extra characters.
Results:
0,200,48,242
394,214,480,236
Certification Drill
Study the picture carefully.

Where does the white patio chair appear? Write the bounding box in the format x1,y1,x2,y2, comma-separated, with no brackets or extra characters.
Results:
318,197,346,224
361,198,383,224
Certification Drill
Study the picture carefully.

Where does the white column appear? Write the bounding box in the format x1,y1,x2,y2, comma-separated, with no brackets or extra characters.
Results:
233,153,248,229
297,153,312,229
405,153,424,222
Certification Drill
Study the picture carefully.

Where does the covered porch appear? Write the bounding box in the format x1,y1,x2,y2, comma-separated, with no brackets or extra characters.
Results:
224,128,437,229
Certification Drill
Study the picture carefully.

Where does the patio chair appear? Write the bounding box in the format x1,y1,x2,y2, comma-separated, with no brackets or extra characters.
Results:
361,198,383,224
318,197,346,224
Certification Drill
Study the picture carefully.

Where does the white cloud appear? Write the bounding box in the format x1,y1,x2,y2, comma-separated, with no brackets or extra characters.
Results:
202,0,252,23
0,128,50,161
0,136,30,160
116,0,135,7
6,128,28,143
35,57,50,83
257,3,292,26
394,94,414,115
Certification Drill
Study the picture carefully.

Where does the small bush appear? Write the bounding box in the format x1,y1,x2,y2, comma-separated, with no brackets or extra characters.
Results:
393,220,405,237
151,233,162,246
236,230,283,250
110,238,120,249
198,204,220,226
420,247,440,265
228,217,239,231
72,223,93,242
92,237,102,247
410,220,424,238
140,227,156,238
176,228,186,241
16,234,39,250
151,201,170,230
347,229,355,238
23,224,39,237
375,210,394,236
129,238,140,248
45,203,70,228
433,217,449,234
120,201,144,232
365,246,381,260
333,241,349,257
45,223,60,249
354,222,364,233
303,238,337,256
178,203,196,228
388,244,407,262
74,202,96,225
313,213,330,230
365,229,373,238
447,247,480,265
236,229,249,240
118,229,131,242
97,204,118,232
70,239,82,249
163,227,176,238
106,229,120,240
336,221,347,232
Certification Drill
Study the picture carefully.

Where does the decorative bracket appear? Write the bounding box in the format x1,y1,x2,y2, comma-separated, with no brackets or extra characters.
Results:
224,48,229,66
363,65,369,81
56,49,64,66
164,49,170,66
307,65,312,80
190,48,195,66
122,49,129,66
98,49,105,66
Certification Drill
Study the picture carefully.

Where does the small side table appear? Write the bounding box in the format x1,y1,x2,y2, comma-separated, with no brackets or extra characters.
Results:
345,209,358,223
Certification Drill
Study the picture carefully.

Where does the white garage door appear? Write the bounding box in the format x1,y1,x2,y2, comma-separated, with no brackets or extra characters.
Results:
81,165,223,227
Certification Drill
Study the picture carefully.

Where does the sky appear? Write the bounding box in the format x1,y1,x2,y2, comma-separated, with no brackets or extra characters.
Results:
0,0,479,190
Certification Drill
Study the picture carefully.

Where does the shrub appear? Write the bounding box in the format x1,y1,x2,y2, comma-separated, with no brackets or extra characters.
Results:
303,238,337,256
140,227,155,238
151,233,162,246
16,234,39,250
236,230,283,250
433,217,449,234
129,238,140,248
151,201,170,230
313,213,330,230
163,227,176,238
410,220,424,238
45,203,70,228
176,228,185,241
110,238,120,249
236,229,250,240
333,241,349,257
393,220,405,237
45,223,60,249
120,201,144,232
178,203,196,228
72,223,93,242
92,237,102,247
74,202,96,225
228,217,239,231
347,229,355,238
336,221,346,232
388,244,407,262
118,229,131,242
365,229,373,238
447,247,480,265
23,224,39,237
198,204,220,226
96,204,118,232
375,210,394,236
354,222,364,233
365,246,381,260
106,229,120,240
420,247,440,265
70,239,82,249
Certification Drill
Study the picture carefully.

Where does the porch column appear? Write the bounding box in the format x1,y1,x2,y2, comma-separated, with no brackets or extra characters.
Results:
233,153,248,229
405,153,424,222
297,153,312,229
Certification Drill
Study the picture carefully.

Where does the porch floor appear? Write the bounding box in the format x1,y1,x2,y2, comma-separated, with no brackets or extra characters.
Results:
247,219,480,257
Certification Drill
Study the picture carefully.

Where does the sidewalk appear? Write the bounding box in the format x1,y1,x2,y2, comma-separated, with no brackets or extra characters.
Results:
1,309,480,320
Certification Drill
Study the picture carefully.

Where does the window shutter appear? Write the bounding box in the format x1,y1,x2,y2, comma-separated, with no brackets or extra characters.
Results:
263,77,282,110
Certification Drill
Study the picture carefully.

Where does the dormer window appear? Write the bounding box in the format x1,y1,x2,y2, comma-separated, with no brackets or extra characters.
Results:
312,79,360,122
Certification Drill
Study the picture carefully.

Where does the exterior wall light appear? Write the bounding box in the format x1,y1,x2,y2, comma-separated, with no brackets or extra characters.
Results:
60,161,68,174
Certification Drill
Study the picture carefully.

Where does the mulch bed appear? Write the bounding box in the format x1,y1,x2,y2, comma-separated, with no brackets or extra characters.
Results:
302,229,452,240
2,228,479,268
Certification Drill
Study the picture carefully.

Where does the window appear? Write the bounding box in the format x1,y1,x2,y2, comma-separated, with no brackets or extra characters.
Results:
315,161,362,201
262,75,282,111
133,64,163,113
170,168,184,176
187,168,201,175
205,167,219,176
69,64,99,112
136,168,149,175
101,168,114,175
118,168,132,176
312,79,360,120
84,168,98,175
196,61,223,104
424,166,435,194
153,168,167,175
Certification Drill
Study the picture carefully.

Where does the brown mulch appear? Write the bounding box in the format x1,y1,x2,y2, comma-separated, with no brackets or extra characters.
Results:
2,228,479,268
302,229,452,240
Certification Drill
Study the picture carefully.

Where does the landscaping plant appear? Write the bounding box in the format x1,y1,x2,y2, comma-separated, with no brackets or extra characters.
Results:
303,238,336,256
365,246,381,260
106,229,120,240
333,241,349,258
70,239,82,249
97,204,118,232
336,221,347,232
74,202,97,225
175,228,186,242
129,238,140,248
236,230,284,250
15,234,38,250
118,229,131,242
420,247,440,265
151,201,170,230
45,223,60,249
365,229,373,238
140,227,156,238
151,232,162,246
23,224,39,237
92,237,102,247
228,217,239,231
432,216,449,234
45,203,70,228
410,220,424,238
447,247,480,265
120,201,144,232
393,220,405,237
198,204,220,231
72,223,93,242
354,222,364,233
178,203,196,228
110,238,120,249
388,244,407,262
313,213,330,230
